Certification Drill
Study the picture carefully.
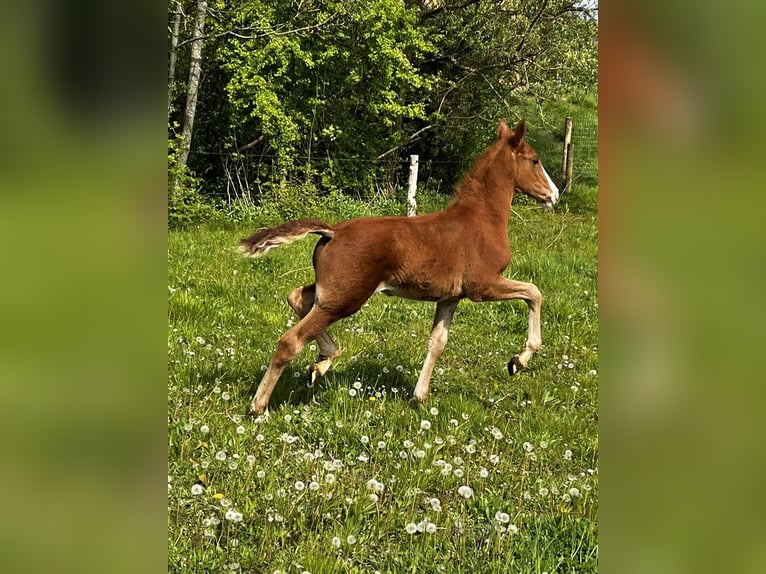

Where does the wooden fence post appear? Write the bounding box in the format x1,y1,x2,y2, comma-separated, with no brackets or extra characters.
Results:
565,142,574,194
407,155,418,216
561,116,573,182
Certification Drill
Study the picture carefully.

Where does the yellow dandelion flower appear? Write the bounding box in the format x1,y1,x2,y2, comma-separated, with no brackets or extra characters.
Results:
213,493,224,500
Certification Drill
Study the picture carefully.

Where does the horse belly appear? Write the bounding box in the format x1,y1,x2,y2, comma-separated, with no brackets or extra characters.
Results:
375,279,460,302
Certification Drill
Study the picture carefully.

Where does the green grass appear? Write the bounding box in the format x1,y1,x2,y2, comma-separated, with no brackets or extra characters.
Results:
168,184,598,573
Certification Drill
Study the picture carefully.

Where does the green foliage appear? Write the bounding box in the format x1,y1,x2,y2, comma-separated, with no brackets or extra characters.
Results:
169,0,598,202
168,132,219,228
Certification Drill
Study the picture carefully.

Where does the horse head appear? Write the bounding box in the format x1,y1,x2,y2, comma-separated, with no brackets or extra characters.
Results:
497,119,560,208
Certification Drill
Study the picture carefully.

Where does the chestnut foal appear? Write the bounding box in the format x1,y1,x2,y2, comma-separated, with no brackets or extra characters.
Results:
240,119,559,415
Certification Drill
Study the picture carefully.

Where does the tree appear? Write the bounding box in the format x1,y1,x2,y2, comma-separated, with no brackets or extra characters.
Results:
179,0,208,167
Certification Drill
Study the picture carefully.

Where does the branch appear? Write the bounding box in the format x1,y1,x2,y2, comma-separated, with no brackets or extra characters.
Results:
377,125,435,160
420,0,482,21
177,13,339,47
237,135,265,152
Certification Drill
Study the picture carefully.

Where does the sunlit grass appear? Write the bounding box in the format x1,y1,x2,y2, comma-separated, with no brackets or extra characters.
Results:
168,186,597,573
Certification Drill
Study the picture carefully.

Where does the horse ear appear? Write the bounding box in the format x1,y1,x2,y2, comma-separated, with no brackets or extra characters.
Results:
497,119,511,140
510,119,527,147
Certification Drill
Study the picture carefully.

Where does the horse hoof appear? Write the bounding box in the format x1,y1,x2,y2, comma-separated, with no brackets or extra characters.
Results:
507,356,524,376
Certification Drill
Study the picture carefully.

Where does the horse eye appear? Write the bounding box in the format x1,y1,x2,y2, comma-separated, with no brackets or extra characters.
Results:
532,158,540,166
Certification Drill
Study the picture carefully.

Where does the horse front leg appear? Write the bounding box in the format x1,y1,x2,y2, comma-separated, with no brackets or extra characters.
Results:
250,306,336,415
287,285,341,384
474,278,543,376
413,299,460,403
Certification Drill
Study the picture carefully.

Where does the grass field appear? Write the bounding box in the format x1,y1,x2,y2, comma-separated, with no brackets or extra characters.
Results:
168,186,598,573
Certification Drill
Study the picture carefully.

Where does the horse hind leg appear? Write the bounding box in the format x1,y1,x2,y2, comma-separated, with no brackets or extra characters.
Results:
287,285,340,383
250,306,337,415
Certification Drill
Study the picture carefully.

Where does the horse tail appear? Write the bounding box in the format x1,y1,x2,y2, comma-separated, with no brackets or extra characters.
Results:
238,218,335,258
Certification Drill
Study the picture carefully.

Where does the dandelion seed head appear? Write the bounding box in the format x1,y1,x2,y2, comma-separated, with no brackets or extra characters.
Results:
457,485,473,499
420,420,432,431
405,522,418,534
191,484,203,495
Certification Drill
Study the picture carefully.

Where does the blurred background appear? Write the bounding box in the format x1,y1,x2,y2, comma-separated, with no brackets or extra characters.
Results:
1,0,766,572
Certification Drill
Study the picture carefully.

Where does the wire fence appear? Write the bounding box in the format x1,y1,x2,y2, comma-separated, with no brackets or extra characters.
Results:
188,118,597,204
569,116,598,186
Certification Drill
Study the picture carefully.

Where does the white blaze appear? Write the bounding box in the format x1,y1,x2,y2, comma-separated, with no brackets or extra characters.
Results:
542,167,559,206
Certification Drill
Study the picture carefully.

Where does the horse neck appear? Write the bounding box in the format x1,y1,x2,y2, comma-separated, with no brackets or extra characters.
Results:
449,152,515,226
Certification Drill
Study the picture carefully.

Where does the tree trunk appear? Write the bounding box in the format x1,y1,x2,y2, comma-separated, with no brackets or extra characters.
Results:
167,2,183,120
179,0,207,166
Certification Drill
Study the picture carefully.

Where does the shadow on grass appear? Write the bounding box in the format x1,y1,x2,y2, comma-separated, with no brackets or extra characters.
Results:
241,358,429,414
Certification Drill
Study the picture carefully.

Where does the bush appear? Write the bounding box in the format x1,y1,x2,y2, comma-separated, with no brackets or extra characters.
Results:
168,135,219,228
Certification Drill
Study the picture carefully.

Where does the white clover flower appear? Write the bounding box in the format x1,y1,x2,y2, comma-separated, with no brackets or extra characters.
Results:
346,535,357,545
200,425,209,434
191,484,204,495
494,511,510,524
479,467,489,478
564,449,573,460
405,522,418,534
425,522,437,534
331,536,341,548
457,485,473,499
420,420,432,431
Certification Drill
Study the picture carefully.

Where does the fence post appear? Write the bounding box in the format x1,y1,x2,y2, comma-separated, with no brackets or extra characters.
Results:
561,117,573,182
407,154,418,216
565,142,574,194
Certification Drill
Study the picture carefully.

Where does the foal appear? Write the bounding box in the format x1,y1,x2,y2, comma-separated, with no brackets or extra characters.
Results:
240,119,559,415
